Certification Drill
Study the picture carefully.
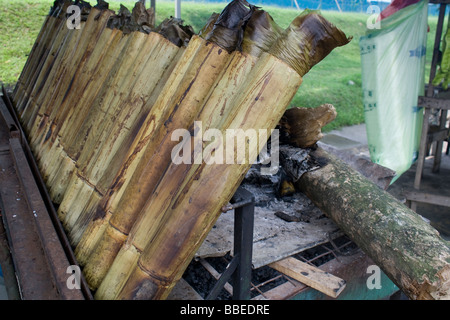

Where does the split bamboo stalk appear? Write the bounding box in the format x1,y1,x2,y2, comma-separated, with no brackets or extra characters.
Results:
115,52,303,300
93,49,257,299
14,1,70,112
81,36,232,289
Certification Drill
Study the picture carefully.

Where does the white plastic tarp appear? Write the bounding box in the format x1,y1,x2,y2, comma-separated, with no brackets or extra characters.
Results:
360,0,428,183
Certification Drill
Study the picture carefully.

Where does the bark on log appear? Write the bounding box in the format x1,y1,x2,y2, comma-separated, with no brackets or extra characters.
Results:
296,147,450,300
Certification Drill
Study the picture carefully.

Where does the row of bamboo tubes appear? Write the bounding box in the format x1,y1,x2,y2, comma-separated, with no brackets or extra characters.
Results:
12,0,350,299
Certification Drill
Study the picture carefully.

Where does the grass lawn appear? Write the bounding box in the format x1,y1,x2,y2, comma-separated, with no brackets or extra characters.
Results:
0,0,438,131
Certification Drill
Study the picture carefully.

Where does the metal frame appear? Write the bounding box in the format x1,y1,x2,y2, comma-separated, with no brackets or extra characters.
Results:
206,187,255,300
0,87,92,300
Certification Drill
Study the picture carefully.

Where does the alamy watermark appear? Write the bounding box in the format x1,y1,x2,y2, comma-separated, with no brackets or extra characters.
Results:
66,265,81,290
366,265,382,290
366,5,381,30
171,121,279,175
66,5,81,30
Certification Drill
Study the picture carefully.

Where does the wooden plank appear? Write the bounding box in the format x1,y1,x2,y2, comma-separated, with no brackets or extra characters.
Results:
418,96,450,111
269,257,346,298
430,0,450,4
405,191,450,208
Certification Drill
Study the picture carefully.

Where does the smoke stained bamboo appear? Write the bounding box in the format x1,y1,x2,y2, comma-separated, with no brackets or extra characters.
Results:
74,46,188,266
14,1,71,113
56,30,149,235
116,52,303,300
31,9,114,172
82,35,231,290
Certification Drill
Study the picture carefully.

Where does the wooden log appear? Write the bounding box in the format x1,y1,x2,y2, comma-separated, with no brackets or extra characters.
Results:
81,36,232,290
296,147,450,300
111,52,302,300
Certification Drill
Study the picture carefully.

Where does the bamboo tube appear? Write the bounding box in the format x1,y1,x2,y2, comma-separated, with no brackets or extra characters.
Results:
21,20,82,140
115,52,302,300
27,8,108,155
14,1,70,111
93,50,256,298
18,11,70,126
19,23,71,131
96,35,206,215
15,12,60,114
36,26,116,184
39,26,118,194
58,32,157,243
74,46,187,266
55,31,148,226
42,27,137,196
31,9,114,168
78,33,180,192
67,31,161,188
44,28,128,202
59,34,182,243
25,21,85,154
61,31,148,162
81,36,231,290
